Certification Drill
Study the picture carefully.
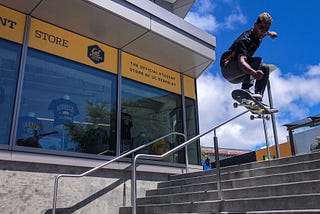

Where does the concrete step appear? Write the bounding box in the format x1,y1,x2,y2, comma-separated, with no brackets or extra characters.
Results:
245,210,320,214
147,169,320,196
170,152,320,181
146,181,217,196
120,194,320,213
222,180,320,199
222,193,320,212
159,159,320,188
163,211,320,214
222,168,320,189
119,153,320,214
140,180,320,205
119,200,221,214
120,208,320,214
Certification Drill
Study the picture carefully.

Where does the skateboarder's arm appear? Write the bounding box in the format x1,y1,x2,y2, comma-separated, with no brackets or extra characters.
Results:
238,55,264,80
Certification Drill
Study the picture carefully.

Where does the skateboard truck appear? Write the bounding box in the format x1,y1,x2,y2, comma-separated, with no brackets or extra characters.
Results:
233,100,256,108
250,114,270,120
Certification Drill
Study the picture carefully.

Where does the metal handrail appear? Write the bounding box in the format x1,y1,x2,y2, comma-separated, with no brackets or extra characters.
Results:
131,110,249,214
52,131,186,214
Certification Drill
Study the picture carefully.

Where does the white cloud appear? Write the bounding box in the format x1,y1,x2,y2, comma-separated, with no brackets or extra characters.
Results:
196,0,216,14
270,68,320,112
184,0,247,33
185,12,220,33
306,64,320,77
196,65,320,150
223,12,247,30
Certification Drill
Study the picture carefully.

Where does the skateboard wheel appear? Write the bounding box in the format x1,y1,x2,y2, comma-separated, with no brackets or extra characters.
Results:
265,115,270,120
233,102,238,108
250,115,255,120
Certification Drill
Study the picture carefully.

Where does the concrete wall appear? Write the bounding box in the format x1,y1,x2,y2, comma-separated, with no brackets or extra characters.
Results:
0,160,172,214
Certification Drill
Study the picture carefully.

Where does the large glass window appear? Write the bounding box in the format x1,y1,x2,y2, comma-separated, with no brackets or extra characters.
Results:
0,39,21,145
121,78,185,163
16,48,117,156
185,97,200,165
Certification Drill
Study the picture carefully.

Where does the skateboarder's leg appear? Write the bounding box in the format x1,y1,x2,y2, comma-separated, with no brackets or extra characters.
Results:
246,57,270,97
241,74,254,90
247,57,262,70
221,61,244,84
240,57,262,90
255,64,270,96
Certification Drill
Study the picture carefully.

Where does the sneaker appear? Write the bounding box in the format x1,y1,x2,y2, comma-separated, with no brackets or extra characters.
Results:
252,93,262,101
243,89,263,101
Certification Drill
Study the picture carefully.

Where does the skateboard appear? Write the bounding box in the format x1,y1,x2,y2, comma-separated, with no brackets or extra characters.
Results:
232,89,278,119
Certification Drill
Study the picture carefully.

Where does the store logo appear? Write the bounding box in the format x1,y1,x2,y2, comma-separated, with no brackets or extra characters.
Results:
87,45,104,64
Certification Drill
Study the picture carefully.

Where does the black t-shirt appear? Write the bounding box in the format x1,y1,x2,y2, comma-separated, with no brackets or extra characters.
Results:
220,28,262,67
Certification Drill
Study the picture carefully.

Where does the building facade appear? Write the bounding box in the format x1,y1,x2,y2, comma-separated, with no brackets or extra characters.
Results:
0,0,215,213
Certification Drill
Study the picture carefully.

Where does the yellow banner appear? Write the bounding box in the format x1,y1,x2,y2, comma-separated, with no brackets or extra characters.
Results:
0,5,26,44
122,52,181,95
28,18,117,74
184,75,196,99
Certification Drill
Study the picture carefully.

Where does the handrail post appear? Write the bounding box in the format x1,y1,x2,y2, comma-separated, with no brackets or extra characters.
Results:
213,129,223,200
262,116,271,160
132,155,138,214
267,81,280,158
52,175,60,214
184,147,189,173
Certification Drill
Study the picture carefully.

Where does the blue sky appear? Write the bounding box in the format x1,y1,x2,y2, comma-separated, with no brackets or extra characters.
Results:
184,0,320,150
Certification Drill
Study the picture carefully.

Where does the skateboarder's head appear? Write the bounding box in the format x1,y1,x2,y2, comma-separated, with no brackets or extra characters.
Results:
254,12,272,38
256,12,273,26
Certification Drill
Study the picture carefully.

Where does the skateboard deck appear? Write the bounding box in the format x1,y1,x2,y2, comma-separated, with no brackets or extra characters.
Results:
231,89,278,115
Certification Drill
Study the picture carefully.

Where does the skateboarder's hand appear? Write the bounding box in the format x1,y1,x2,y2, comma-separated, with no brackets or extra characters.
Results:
252,70,264,80
267,31,278,39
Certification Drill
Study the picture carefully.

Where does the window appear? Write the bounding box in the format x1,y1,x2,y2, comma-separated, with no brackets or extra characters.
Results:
185,97,200,165
121,78,185,163
16,48,117,156
0,39,21,145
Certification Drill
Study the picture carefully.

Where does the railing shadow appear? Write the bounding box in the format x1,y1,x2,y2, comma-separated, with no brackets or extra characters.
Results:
46,178,126,214
52,132,186,214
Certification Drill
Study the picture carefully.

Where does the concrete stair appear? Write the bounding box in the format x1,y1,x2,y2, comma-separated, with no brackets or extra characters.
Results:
119,152,320,213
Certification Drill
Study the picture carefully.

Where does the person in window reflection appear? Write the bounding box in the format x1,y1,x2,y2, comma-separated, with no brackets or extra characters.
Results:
121,109,133,140
48,95,79,126
121,109,133,151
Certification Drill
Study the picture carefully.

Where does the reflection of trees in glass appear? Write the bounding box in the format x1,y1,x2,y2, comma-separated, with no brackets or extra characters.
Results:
122,97,168,140
65,101,110,154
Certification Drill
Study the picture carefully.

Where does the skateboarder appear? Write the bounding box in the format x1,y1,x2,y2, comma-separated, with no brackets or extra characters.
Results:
220,12,278,101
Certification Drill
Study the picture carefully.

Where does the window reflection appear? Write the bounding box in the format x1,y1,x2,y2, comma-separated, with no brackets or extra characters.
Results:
185,97,200,165
0,39,21,145
121,78,185,163
16,48,117,155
